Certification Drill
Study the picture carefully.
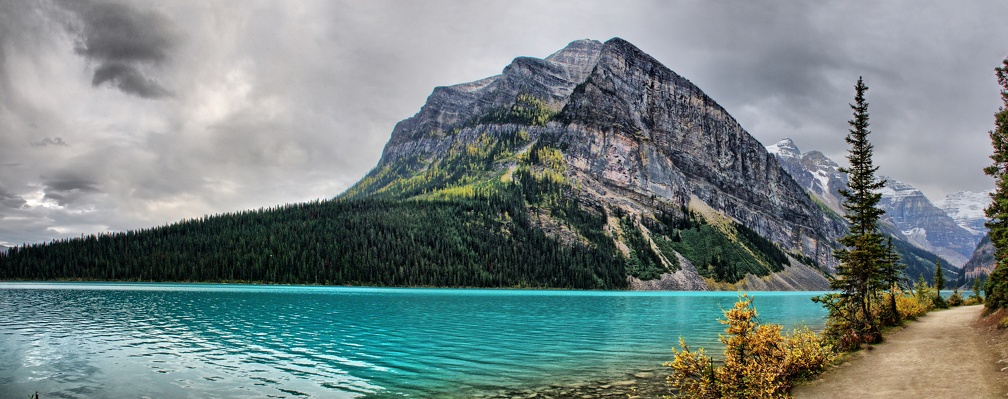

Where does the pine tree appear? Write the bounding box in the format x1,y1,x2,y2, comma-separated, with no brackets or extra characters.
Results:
933,257,948,309
832,77,887,344
985,57,1008,310
880,236,902,327
933,258,945,291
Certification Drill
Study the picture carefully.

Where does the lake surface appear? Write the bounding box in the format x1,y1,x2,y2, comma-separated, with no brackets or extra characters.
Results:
0,283,827,398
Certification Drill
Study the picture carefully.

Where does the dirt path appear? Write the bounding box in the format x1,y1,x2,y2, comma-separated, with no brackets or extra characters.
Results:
792,305,1008,398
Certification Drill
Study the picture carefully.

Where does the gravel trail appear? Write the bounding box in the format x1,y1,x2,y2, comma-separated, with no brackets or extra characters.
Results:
792,305,1008,398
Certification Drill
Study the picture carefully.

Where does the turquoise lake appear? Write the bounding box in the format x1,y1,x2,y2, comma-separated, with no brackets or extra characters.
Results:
0,283,828,398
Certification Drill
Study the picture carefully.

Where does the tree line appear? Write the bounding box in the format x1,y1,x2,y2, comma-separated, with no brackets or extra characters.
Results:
0,192,627,289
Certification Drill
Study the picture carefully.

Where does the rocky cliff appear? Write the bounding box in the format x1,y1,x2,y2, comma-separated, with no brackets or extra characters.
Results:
937,191,991,238
767,138,977,267
878,177,978,266
963,235,995,280
766,138,848,216
345,38,848,289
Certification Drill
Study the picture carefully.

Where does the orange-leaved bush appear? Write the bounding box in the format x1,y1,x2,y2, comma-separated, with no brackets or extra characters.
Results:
666,294,834,399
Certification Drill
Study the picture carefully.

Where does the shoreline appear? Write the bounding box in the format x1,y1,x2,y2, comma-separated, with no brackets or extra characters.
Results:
464,367,670,399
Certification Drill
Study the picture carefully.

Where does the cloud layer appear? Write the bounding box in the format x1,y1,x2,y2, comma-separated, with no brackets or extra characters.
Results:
68,1,176,98
1,0,1006,246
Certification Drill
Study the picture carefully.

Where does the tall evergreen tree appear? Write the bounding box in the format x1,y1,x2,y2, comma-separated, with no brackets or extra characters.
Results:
933,258,945,291
933,257,948,308
833,77,887,344
984,57,1008,310
880,236,903,327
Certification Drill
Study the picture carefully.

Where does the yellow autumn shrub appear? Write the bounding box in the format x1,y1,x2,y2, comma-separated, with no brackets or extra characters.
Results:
666,294,834,399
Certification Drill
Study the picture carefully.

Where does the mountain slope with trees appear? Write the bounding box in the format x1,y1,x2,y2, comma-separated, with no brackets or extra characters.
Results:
2,38,857,289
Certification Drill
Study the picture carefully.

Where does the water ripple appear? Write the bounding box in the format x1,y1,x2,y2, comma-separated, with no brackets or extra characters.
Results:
0,283,826,398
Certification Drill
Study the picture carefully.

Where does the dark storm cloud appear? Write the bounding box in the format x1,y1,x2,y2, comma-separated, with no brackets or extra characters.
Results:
0,186,28,214
31,137,68,147
91,62,172,98
1,0,1006,248
65,1,176,98
42,173,101,206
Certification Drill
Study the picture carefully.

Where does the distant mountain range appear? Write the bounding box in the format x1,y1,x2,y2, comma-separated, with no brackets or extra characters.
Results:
767,138,988,263
0,38,984,289
766,138,988,283
936,191,992,237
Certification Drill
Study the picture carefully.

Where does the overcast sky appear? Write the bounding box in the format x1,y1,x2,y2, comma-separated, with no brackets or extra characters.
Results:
1,0,1006,247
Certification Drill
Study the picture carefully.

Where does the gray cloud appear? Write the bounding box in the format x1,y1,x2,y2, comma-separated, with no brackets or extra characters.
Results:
0,0,1006,247
32,137,68,147
91,62,172,98
65,0,176,98
42,173,101,206
0,186,28,214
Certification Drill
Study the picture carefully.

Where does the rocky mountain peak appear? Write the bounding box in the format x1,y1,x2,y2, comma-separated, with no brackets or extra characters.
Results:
878,176,922,200
348,38,852,287
767,140,979,267
766,138,801,159
802,151,839,169
937,190,992,237
544,39,603,70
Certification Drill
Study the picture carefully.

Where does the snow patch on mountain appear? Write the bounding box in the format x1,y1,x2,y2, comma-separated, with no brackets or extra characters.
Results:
878,176,922,202
936,191,992,237
766,138,801,159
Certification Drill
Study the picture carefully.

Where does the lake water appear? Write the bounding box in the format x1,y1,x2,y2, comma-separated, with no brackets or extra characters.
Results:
0,283,827,398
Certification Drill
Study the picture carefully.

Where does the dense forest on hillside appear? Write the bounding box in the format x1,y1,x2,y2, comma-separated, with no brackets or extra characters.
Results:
0,193,628,288
0,124,798,287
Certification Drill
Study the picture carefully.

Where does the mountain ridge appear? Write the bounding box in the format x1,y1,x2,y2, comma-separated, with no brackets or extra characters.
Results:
766,137,964,283
348,37,846,286
3,38,955,289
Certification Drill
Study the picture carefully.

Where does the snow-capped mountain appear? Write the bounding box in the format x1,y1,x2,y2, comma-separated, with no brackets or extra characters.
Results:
766,138,847,215
877,176,978,266
936,190,991,238
767,138,980,266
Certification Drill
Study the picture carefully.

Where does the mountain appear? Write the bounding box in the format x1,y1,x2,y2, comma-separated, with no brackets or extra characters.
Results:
766,138,960,282
963,234,995,280
936,191,991,238
766,138,847,216
1,38,844,290
344,38,849,289
876,176,978,266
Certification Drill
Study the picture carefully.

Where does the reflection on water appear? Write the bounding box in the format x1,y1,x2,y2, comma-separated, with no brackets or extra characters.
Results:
0,283,827,398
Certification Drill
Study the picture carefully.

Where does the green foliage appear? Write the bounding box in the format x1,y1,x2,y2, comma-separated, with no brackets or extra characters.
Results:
888,237,955,286
640,207,790,283
660,219,786,283
932,258,948,309
667,294,834,398
0,191,628,289
817,282,941,352
973,276,985,299
472,93,556,127
933,258,946,291
342,128,532,200
947,289,964,307
829,77,893,347
619,216,667,280
735,222,790,268
985,57,1008,311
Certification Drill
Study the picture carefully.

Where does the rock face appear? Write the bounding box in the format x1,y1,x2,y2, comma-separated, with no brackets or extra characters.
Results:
549,39,843,267
767,138,847,215
357,38,849,286
936,191,991,238
877,177,979,266
767,138,978,267
963,235,995,279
